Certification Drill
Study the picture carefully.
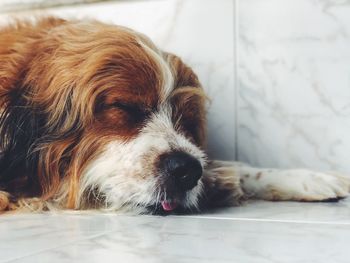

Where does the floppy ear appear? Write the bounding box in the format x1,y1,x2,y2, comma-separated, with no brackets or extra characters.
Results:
0,21,42,193
0,17,103,209
0,18,67,196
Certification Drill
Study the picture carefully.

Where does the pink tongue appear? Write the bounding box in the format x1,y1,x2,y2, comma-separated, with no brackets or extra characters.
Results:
161,201,178,211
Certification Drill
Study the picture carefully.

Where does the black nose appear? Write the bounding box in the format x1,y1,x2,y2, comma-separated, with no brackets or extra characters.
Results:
159,151,203,191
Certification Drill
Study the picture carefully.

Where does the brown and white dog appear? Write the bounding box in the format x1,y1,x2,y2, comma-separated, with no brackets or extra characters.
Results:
0,17,349,214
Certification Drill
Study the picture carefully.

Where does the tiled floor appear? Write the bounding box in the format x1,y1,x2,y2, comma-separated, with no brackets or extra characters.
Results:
1,200,350,263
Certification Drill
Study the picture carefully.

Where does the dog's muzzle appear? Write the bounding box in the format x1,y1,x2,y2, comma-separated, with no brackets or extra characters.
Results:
157,151,203,212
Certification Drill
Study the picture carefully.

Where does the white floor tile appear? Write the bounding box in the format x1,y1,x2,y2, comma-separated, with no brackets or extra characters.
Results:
0,213,126,262
1,200,350,263
2,214,350,263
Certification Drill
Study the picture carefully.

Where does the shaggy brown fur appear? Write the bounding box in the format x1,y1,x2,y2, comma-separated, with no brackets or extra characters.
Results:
0,17,209,212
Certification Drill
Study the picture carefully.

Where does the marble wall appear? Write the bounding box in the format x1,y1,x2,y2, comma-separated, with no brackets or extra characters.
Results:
237,0,350,173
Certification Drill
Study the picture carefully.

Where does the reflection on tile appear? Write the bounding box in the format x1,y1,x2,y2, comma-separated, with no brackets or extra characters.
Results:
0,213,120,261
238,0,350,172
193,199,350,224
2,213,350,263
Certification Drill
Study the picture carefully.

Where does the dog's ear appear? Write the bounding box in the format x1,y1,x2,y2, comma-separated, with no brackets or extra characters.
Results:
0,17,100,207
0,17,68,196
0,20,42,192
165,53,208,148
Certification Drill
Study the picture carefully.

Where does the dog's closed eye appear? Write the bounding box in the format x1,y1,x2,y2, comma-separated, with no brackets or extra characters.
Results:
108,101,150,122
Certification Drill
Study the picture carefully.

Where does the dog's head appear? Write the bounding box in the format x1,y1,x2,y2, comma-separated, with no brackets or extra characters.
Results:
0,18,207,213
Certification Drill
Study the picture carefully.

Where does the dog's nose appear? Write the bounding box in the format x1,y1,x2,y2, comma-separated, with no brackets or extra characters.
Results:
159,151,203,191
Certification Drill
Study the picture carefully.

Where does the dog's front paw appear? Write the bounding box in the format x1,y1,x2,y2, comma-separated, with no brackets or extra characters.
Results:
203,161,247,207
262,170,350,202
303,171,350,201
0,191,10,211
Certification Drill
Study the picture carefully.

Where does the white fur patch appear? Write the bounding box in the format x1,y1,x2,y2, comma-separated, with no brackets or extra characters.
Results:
79,105,206,213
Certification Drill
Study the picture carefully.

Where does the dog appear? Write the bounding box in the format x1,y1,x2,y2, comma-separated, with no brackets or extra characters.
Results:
0,17,349,214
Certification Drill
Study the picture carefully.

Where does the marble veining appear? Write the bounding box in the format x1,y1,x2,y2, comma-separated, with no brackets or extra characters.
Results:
237,0,350,173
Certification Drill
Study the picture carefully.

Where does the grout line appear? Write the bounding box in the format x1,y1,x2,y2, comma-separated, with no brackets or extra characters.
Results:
171,215,350,226
233,0,239,161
